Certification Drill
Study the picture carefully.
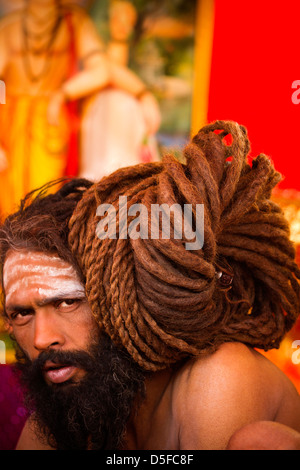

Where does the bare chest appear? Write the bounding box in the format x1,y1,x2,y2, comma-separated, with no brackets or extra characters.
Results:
7,15,72,57
124,380,181,450
125,412,180,451
3,17,74,91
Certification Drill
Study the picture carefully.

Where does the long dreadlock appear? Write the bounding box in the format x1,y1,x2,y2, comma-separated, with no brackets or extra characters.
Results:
67,120,300,371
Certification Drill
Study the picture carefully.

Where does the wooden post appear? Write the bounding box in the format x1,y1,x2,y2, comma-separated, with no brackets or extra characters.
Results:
191,0,214,136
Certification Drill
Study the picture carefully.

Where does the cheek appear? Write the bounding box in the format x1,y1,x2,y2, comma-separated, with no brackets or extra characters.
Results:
82,309,100,344
65,304,99,349
12,325,35,358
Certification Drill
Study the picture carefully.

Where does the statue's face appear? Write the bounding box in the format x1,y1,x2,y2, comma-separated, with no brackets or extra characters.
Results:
26,0,60,6
0,0,88,15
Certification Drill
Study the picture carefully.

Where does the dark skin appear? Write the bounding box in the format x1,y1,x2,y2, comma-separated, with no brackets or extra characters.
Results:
3,249,300,450
227,421,300,450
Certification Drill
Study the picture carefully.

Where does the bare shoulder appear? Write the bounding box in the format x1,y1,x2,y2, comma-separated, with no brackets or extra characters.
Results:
176,342,284,397
176,342,299,405
66,5,93,25
16,417,55,450
172,342,300,449
65,4,104,54
0,11,22,34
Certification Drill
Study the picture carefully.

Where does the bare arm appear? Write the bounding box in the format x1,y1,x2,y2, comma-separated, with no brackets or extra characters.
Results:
48,10,161,134
62,57,147,103
63,10,148,99
175,343,300,450
226,421,300,450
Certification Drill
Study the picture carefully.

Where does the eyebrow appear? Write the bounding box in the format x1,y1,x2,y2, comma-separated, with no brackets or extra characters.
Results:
5,291,87,314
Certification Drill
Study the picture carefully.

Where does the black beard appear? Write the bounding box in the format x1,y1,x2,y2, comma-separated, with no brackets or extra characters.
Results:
14,334,146,450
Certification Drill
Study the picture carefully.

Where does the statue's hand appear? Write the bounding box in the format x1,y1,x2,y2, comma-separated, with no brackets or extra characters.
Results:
47,90,66,126
0,146,8,172
139,92,161,136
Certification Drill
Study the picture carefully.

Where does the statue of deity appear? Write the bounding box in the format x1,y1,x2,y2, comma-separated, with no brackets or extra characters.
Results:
0,0,161,216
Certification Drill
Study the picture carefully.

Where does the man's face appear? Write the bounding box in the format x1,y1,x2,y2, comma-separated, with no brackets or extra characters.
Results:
3,249,98,385
2,249,145,450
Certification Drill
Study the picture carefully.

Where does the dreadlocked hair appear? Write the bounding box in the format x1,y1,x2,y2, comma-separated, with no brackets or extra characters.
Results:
0,178,93,286
68,120,300,372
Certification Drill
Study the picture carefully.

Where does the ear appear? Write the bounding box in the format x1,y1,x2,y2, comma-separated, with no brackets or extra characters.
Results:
2,316,13,335
6,323,13,336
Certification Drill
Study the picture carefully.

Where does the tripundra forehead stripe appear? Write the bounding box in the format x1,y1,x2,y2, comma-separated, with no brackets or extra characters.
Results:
5,277,85,301
3,251,78,285
4,262,76,280
3,251,86,303
4,251,72,271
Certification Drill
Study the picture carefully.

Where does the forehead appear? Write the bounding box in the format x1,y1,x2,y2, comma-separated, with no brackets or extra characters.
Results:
3,250,77,279
3,250,84,303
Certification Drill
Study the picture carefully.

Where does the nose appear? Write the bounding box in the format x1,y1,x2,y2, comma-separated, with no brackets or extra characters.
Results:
33,309,65,352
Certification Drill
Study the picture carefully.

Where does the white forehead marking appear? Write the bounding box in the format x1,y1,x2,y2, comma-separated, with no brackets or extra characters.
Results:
4,262,76,280
4,250,85,303
4,251,73,279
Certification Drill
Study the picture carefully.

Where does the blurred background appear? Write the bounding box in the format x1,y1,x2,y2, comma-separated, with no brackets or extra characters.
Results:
0,0,300,449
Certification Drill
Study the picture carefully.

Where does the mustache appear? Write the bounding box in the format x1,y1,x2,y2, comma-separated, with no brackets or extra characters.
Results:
14,334,147,449
18,348,97,377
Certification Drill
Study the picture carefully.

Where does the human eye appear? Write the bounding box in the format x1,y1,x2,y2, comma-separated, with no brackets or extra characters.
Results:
55,298,84,312
10,309,33,326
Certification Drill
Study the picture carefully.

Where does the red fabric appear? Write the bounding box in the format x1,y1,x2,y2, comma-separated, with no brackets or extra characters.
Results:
208,0,300,191
0,365,27,450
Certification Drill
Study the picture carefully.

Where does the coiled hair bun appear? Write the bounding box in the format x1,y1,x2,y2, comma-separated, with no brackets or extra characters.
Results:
68,120,300,371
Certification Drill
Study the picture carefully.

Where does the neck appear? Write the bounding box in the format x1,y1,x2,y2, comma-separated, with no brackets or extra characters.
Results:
124,368,174,450
26,1,60,19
